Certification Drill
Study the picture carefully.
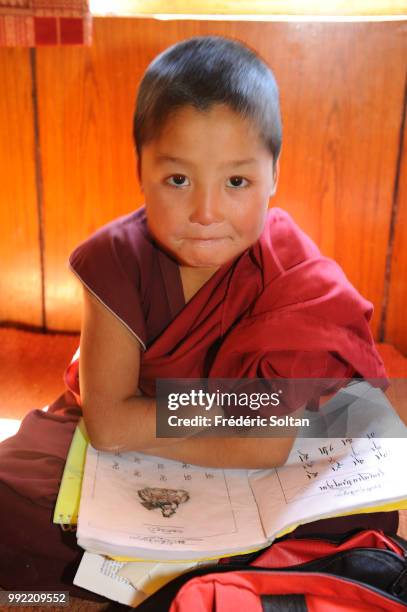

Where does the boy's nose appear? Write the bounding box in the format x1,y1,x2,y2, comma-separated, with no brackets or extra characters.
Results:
189,188,224,226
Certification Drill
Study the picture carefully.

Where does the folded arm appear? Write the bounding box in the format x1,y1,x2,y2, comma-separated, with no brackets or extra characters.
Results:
141,434,294,469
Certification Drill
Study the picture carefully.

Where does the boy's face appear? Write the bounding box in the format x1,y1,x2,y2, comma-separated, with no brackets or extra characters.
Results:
140,104,278,270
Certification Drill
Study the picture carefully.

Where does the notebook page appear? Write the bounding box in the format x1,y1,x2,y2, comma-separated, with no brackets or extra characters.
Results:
249,382,407,539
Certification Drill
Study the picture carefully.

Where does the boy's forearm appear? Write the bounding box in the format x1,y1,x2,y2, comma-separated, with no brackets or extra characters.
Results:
85,395,295,468
85,393,220,452
85,395,183,452
142,435,294,469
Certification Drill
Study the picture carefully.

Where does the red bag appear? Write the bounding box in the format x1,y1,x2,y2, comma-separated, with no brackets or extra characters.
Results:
134,530,407,611
232,528,404,568
170,571,405,611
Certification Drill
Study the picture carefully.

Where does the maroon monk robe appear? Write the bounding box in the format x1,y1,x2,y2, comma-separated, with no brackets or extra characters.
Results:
65,207,385,403
0,206,395,596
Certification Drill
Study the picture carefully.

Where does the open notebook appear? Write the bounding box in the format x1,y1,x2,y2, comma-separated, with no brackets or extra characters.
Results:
55,381,407,562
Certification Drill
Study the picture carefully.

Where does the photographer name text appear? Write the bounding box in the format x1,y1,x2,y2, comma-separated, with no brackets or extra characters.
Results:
167,414,309,428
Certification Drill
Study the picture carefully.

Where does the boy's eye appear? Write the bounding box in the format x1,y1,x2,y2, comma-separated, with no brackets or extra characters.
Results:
166,174,190,187
227,176,249,188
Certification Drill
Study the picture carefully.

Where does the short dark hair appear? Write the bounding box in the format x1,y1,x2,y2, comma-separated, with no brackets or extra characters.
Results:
133,36,282,169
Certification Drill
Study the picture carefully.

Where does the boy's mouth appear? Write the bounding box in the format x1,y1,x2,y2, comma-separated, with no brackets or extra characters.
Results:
187,237,229,246
186,235,229,241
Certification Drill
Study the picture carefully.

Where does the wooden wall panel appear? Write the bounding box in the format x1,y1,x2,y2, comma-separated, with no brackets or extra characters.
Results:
386,91,407,354
0,49,42,327
263,21,406,339
34,19,406,339
36,26,145,331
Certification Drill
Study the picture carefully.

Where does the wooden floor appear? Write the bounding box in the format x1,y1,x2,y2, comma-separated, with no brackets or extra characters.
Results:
0,328,79,418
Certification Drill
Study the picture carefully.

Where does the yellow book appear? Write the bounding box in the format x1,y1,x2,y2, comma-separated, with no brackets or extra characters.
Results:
53,419,89,526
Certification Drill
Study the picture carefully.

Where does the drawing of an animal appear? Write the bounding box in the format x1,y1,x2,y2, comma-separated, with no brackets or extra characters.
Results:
138,487,190,517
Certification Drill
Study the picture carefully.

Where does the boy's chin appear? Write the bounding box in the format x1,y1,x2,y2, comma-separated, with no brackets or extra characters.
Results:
167,239,245,268
179,251,236,269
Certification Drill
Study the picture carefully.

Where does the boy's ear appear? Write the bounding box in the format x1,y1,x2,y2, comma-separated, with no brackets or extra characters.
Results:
270,158,280,197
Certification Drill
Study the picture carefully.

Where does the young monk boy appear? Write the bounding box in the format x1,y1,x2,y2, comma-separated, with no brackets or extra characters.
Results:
0,35,396,597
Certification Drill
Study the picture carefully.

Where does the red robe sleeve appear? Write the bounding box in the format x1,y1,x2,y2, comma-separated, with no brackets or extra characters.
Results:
68,214,147,350
210,208,387,415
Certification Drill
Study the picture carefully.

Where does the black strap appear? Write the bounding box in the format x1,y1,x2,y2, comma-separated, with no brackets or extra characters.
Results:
261,594,307,611
390,568,407,598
